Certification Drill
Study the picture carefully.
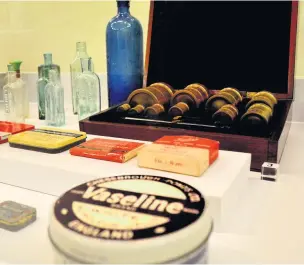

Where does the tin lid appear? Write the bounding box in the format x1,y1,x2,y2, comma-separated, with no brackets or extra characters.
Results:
48,175,212,264
8,127,86,151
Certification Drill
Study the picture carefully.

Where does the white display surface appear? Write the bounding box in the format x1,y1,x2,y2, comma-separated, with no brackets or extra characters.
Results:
0,103,252,232
2,181,304,264
2,102,304,263
0,184,56,263
0,115,251,233
0,183,256,264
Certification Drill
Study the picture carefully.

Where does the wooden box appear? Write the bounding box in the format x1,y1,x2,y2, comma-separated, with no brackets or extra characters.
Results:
80,1,299,172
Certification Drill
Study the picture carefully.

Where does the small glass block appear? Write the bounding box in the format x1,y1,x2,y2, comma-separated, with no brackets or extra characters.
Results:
261,162,279,181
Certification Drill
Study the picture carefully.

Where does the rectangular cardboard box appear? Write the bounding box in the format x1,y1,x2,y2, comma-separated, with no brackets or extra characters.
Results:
138,136,219,176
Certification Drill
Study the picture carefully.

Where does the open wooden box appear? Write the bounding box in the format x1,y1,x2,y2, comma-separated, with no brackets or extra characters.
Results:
80,0,299,172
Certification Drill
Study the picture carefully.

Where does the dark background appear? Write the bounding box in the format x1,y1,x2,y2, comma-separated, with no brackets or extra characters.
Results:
147,1,292,94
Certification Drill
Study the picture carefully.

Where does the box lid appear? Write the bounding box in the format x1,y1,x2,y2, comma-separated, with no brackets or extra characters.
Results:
145,1,299,99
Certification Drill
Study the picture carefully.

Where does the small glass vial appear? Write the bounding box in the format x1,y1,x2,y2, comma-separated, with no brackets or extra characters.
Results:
45,69,65,127
37,67,49,120
76,57,101,120
70,42,93,115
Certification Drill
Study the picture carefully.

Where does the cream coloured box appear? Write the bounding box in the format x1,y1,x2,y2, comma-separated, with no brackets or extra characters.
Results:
137,136,219,176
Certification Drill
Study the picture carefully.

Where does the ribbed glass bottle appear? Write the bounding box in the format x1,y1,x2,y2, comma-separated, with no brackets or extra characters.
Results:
37,67,49,120
76,58,101,121
70,42,93,114
45,69,65,127
106,0,143,107
3,64,19,122
3,61,28,122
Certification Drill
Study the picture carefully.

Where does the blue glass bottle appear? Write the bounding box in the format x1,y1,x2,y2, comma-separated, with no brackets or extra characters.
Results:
106,0,143,107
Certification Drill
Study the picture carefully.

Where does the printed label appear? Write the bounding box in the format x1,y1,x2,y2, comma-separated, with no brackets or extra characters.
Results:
3,90,10,114
54,175,205,241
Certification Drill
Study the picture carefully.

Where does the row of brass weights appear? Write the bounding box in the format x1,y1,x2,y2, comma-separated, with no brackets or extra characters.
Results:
116,82,278,128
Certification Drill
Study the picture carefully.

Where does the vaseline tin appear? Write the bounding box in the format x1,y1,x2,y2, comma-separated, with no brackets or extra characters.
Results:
48,175,213,264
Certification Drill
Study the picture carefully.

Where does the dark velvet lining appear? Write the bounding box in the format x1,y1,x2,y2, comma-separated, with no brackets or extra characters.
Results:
146,1,292,94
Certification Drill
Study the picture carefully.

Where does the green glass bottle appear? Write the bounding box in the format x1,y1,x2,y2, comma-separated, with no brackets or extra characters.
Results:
37,53,60,120
38,53,60,78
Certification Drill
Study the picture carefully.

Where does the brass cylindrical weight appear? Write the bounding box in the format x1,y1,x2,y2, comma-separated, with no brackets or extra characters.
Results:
117,87,159,116
168,83,209,117
246,91,277,111
241,103,273,127
117,103,131,113
144,104,166,117
212,104,239,126
116,83,174,117
240,91,277,130
221,87,243,103
205,87,242,114
150,82,175,99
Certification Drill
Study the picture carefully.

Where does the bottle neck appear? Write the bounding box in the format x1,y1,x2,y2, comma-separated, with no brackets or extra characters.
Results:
76,42,89,58
117,1,130,14
7,72,15,83
81,58,92,72
44,53,53,65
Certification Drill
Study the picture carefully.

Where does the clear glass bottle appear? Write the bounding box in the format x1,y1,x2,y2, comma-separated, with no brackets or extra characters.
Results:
106,0,143,107
70,42,93,115
38,53,60,79
3,62,25,123
36,67,49,120
45,69,65,127
11,61,29,119
76,58,101,121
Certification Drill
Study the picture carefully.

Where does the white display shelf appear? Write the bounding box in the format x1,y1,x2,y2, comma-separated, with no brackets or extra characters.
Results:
2,183,302,264
2,106,304,263
0,183,257,264
0,132,251,233
0,104,251,232
0,184,56,264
